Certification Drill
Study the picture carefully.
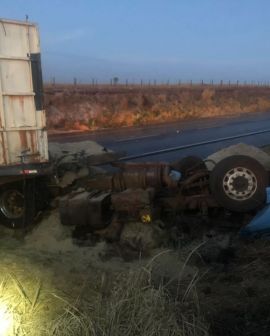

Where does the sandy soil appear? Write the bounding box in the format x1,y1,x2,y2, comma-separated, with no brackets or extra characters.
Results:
48,140,108,160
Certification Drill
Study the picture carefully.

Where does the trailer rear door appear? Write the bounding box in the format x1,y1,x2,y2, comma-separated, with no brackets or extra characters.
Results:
0,19,48,166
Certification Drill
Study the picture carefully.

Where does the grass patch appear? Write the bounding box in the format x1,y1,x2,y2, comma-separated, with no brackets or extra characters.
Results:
0,253,208,335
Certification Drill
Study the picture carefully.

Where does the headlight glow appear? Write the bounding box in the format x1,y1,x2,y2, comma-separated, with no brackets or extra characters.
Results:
0,304,13,336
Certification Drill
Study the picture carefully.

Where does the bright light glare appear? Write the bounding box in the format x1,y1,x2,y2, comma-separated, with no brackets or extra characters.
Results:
0,304,13,336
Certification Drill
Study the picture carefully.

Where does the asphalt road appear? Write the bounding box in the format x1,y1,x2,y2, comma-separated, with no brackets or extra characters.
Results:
49,111,270,162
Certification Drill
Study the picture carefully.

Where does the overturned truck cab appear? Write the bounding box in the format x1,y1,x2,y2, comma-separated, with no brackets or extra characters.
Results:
59,146,270,242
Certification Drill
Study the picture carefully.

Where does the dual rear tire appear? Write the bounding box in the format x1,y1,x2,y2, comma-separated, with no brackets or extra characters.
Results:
0,179,37,228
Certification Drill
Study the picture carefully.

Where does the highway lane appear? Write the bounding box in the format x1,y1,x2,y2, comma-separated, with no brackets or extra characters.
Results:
49,111,270,162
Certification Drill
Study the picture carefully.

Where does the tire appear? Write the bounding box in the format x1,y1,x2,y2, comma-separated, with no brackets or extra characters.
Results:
0,180,36,228
210,155,268,212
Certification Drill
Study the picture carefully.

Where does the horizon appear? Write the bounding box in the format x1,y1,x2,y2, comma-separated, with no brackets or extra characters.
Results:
1,0,270,83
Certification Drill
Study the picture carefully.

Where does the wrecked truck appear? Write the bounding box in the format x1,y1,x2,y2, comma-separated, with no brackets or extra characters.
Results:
59,145,270,242
1,18,270,237
0,18,126,229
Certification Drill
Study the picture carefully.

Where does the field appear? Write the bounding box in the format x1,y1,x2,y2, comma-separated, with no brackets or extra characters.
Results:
44,84,270,131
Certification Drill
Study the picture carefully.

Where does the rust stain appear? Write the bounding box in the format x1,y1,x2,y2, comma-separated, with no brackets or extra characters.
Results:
19,130,27,150
0,133,7,164
30,131,36,152
29,131,39,163
19,96,25,113
18,96,25,126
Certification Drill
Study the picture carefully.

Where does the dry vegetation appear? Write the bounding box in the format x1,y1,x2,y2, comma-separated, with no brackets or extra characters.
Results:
1,211,270,335
0,213,208,336
0,251,208,336
44,85,270,131
0,270,207,336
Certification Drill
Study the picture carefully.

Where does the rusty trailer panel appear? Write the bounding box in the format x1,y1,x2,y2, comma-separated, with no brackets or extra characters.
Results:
0,19,48,167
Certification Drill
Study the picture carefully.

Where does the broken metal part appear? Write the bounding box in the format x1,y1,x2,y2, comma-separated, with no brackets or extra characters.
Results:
112,162,171,190
86,160,215,214
59,190,112,230
58,157,220,243
88,162,180,191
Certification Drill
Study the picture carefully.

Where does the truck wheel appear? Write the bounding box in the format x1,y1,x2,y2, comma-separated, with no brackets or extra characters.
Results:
210,155,268,212
0,180,36,228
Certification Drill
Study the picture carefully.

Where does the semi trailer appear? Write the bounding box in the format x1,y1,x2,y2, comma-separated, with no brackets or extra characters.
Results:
0,18,51,227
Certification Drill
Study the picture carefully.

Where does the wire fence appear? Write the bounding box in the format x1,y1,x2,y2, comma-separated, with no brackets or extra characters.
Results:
44,78,270,91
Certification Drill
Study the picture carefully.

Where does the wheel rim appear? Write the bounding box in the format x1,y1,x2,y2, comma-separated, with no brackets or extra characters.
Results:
0,190,24,219
222,167,257,201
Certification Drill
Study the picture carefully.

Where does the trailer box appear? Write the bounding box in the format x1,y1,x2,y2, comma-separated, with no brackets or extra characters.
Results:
0,18,50,227
0,18,50,176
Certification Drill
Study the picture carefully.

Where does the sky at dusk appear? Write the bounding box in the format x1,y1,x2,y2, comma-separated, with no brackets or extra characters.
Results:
1,0,270,83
